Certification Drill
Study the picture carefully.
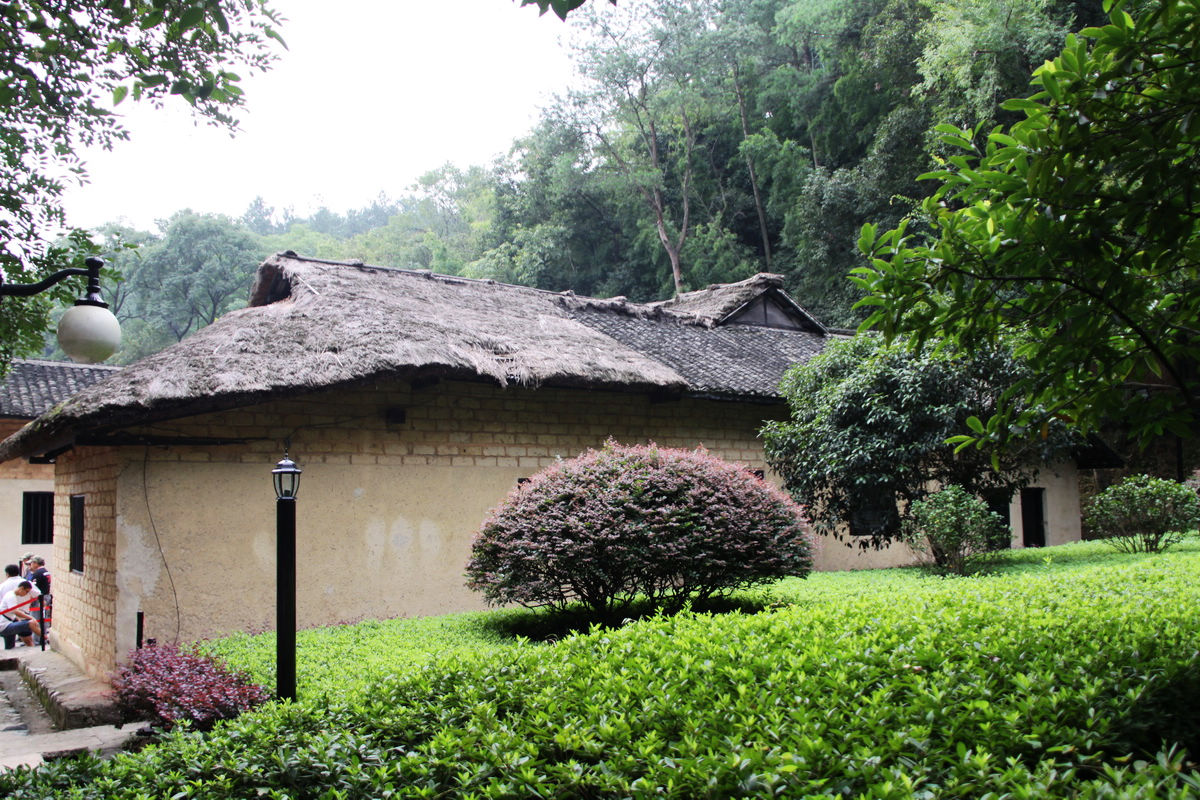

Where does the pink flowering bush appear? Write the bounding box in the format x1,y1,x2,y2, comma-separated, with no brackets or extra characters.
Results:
466,441,814,617
113,642,270,731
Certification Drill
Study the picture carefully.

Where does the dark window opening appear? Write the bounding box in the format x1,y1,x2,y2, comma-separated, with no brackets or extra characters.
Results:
848,498,900,538
1020,487,1046,548
21,492,53,545
69,495,85,573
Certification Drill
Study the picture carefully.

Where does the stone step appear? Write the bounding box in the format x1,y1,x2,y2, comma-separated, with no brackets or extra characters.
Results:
0,647,135,771
13,649,121,731
0,724,136,771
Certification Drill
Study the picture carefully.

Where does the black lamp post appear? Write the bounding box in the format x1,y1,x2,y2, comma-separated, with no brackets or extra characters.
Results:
0,256,121,363
272,452,301,701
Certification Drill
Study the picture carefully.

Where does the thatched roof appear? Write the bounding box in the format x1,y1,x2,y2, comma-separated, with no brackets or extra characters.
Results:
0,253,828,460
648,273,824,331
0,359,121,419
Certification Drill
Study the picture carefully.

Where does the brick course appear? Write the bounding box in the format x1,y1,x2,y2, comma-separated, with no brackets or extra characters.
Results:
122,380,785,471
52,379,788,673
52,447,120,678
0,419,51,481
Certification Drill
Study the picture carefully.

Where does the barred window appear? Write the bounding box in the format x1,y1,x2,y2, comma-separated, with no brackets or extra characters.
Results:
21,492,53,545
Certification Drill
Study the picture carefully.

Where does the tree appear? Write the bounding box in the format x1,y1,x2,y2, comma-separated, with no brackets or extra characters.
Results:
240,196,280,236
519,0,616,21
854,0,1200,450
915,0,1083,130
564,1,703,296
116,211,264,361
761,335,1068,548
0,0,282,369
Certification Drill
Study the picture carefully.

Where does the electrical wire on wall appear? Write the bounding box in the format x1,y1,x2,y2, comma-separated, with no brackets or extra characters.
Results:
142,447,181,644
126,402,407,646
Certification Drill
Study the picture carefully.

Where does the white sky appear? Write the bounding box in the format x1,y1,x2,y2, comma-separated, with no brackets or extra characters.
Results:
61,0,579,232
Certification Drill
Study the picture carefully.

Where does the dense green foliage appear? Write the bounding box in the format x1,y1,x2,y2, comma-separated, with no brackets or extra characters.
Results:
17,0,1105,369
761,334,1067,546
855,0,1200,450
0,0,282,373
466,442,813,616
902,485,1010,574
3,541,1199,797
1085,474,1200,554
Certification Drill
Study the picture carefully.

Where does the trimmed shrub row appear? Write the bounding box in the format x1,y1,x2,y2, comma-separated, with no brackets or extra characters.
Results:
3,547,1199,798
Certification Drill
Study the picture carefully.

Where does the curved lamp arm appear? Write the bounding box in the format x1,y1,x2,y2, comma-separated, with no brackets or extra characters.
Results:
0,257,107,305
0,257,120,363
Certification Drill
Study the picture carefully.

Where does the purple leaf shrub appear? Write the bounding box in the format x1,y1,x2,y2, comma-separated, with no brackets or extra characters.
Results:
112,642,270,731
466,441,815,616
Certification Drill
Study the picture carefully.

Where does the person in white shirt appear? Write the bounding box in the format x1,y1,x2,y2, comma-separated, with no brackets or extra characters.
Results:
0,564,21,599
1,581,41,648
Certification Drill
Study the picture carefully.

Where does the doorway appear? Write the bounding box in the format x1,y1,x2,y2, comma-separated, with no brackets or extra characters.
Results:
1020,487,1046,548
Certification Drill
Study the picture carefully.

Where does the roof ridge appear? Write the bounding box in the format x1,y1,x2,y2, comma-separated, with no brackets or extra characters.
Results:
12,358,122,370
649,272,785,309
271,251,714,325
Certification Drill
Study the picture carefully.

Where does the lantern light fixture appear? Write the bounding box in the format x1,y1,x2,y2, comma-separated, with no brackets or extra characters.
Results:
0,256,121,363
272,454,302,500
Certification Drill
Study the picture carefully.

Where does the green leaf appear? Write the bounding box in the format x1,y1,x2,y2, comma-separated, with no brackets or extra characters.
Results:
178,6,205,30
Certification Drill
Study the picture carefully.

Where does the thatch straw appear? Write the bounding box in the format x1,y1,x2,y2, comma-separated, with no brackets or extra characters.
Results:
0,254,828,461
0,254,691,459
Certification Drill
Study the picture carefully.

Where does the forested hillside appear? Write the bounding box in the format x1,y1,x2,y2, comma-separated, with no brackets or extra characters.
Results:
80,0,1108,363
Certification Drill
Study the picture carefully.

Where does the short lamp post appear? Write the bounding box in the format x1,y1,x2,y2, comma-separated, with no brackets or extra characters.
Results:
0,256,121,363
272,453,302,701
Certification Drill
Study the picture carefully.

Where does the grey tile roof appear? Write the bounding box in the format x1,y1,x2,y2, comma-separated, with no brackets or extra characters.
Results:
0,359,121,419
568,307,825,400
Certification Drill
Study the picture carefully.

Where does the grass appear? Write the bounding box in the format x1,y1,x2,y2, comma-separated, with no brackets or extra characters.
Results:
205,537,1200,699
5,538,1200,798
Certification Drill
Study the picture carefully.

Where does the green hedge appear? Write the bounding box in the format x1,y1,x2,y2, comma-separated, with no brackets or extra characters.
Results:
4,545,1199,798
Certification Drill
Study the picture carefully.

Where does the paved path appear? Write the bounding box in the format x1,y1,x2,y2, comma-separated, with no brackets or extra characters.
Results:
0,648,135,771
0,723,135,770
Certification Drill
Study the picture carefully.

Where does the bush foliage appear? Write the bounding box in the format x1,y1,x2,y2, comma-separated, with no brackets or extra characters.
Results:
1085,474,1200,553
762,335,1068,547
902,484,1010,574
4,543,1199,798
112,642,269,731
466,441,814,616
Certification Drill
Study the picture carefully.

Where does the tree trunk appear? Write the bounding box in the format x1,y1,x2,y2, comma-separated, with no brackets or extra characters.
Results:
733,65,772,270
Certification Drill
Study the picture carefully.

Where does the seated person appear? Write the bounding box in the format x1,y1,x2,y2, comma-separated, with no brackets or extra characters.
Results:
0,564,21,598
1,581,41,649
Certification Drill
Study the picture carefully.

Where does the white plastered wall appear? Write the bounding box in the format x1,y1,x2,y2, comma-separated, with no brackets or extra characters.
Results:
1008,460,1082,548
113,459,514,656
0,477,54,569
0,417,55,573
